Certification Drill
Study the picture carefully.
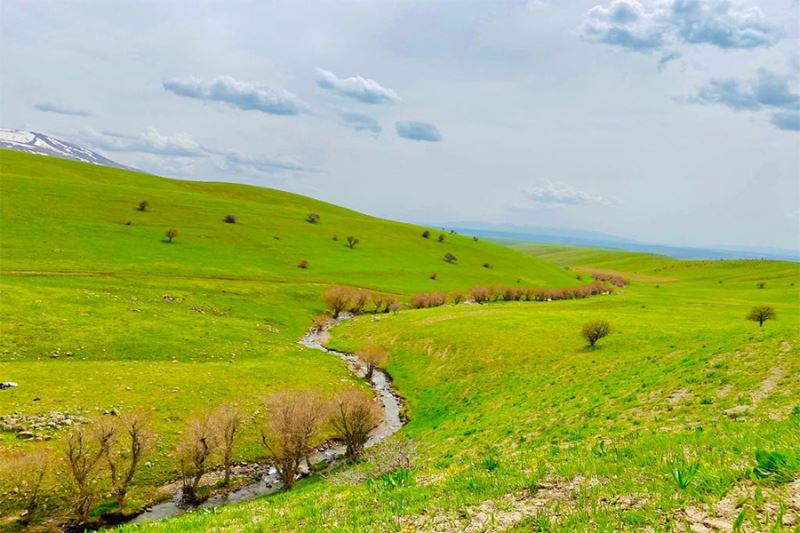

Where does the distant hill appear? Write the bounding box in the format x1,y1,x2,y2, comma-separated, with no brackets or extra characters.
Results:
0,128,129,170
435,222,800,262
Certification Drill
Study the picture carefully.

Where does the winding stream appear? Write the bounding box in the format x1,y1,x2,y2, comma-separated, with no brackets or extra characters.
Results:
132,316,405,524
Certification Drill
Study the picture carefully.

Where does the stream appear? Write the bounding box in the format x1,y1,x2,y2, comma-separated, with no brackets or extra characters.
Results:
131,316,405,524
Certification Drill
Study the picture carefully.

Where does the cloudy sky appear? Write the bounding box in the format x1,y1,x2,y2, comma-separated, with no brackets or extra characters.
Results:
2,0,798,251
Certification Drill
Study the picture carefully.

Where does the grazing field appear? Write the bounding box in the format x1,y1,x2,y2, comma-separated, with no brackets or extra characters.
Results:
126,245,800,532
0,150,576,528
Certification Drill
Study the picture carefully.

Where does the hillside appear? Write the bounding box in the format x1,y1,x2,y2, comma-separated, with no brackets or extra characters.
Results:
123,241,800,531
0,150,577,528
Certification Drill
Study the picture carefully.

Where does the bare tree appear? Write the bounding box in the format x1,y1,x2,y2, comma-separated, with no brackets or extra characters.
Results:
1,448,52,525
64,423,114,522
323,286,352,318
329,390,382,460
346,236,359,249
103,412,152,510
165,228,178,243
356,346,390,380
747,305,776,327
349,289,371,314
260,391,325,489
175,412,218,504
582,320,611,347
471,286,491,303
212,403,244,487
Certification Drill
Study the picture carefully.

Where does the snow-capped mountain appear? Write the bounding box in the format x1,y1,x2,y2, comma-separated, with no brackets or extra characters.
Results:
0,129,129,169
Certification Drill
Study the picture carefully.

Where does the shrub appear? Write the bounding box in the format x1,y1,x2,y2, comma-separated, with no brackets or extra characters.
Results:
64,423,113,522
224,214,236,224
332,234,339,241
429,272,437,280
103,411,152,510
137,200,149,212
329,390,382,460
437,234,445,243
306,213,320,224
297,260,309,269
357,346,390,380
582,320,611,347
473,236,479,242
471,286,491,303
746,305,776,327
0,448,52,525
450,291,465,304
211,403,243,487
482,262,491,269
349,289,371,314
443,252,457,264
323,286,353,318
421,230,431,239
165,228,178,243
346,236,359,249
261,391,325,489
756,282,766,289
175,412,218,504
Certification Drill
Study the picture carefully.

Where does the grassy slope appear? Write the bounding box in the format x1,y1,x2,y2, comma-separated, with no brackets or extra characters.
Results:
133,246,800,531
0,150,575,520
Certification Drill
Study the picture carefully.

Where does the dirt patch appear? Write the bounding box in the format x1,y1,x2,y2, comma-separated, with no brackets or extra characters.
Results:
751,367,785,404
668,389,693,406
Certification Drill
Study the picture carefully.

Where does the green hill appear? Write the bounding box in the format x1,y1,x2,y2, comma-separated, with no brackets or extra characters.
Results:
0,150,577,526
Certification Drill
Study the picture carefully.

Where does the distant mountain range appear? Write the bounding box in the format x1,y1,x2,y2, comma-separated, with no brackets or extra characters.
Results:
0,129,129,169
435,222,800,262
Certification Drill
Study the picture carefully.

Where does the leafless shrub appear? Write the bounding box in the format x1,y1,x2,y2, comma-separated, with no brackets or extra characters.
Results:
103,411,152,509
323,286,352,318
349,289,371,314
211,403,244,487
174,412,218,504
329,390,382,460
357,346,390,380
64,423,114,522
261,391,325,489
471,286,491,303
0,448,52,525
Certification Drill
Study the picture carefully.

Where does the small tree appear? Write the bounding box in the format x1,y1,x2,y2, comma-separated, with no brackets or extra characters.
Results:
329,390,382,460
756,282,766,289
747,305,775,327
482,262,492,269
306,213,320,223
261,391,325,489
443,252,457,264
346,236,359,249
1,448,52,525
165,228,178,243
582,320,611,347
437,234,445,243
224,214,236,224
64,423,113,523
323,286,352,318
212,403,243,487
421,230,431,239
103,411,152,510
357,346,390,380
175,412,217,504
137,200,149,212
297,260,309,269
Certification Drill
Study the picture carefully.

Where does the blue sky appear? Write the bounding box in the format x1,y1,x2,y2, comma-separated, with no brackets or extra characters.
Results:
1,0,798,251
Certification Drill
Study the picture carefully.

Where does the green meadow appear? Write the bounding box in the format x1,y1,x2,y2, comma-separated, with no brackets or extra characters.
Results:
0,150,575,527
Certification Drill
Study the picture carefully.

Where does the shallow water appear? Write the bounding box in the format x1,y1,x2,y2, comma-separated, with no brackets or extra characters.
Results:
132,318,405,524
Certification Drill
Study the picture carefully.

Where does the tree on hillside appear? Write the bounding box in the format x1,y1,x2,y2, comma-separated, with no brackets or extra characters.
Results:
323,286,352,318
306,213,320,223
0,449,52,525
175,412,218,504
437,234,445,243
357,346,390,380
211,403,243,487
224,214,237,224
329,390,382,460
261,391,325,489
421,230,431,239
747,305,776,327
101,411,152,511
346,236,360,249
137,200,149,212
165,228,178,243
582,320,611,347
443,252,457,264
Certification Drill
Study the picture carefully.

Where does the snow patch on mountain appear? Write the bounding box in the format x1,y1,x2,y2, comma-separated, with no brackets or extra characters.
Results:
0,129,130,170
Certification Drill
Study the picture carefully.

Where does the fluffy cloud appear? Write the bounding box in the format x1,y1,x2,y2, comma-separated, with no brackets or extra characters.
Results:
689,69,799,131
522,180,610,206
34,102,91,117
580,0,780,54
338,112,382,135
316,68,400,104
78,127,206,156
395,121,442,142
163,76,307,116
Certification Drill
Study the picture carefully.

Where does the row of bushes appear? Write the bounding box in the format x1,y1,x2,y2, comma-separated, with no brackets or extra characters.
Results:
0,388,385,527
323,286,401,318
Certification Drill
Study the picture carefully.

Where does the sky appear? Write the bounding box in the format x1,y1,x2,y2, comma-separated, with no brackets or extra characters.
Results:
1,0,799,252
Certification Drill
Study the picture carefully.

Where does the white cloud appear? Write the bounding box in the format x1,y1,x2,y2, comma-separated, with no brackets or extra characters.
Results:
77,127,206,156
163,76,307,115
522,180,612,207
316,68,400,104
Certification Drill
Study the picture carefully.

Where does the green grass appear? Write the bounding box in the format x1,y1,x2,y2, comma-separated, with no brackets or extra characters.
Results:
123,245,800,531
0,150,576,526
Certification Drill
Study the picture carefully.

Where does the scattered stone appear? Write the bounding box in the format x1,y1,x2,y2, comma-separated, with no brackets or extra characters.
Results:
162,295,175,302
724,405,750,418
16,431,34,440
